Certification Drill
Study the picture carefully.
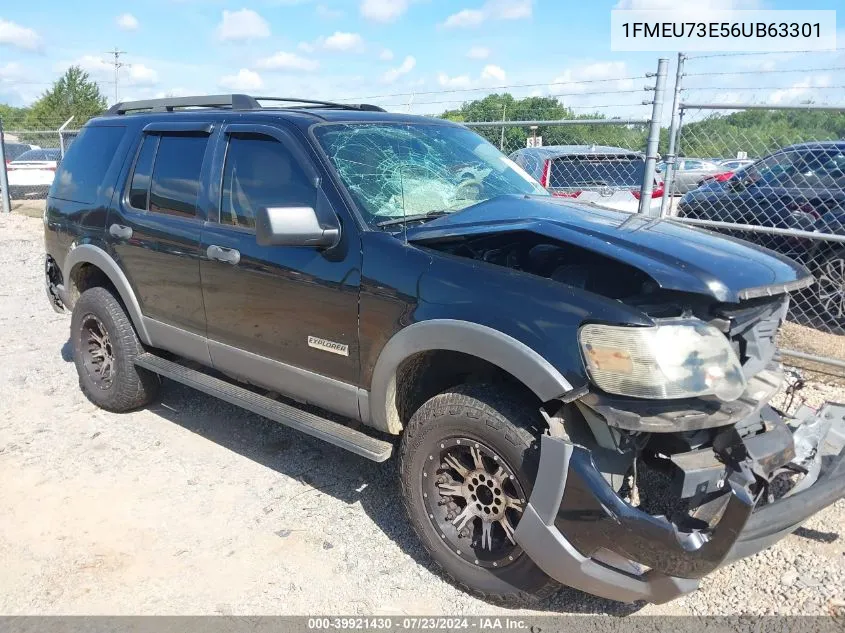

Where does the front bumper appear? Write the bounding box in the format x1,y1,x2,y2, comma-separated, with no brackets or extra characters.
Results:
513,403,845,604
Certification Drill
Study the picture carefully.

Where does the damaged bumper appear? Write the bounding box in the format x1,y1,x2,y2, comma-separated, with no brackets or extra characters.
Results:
513,403,845,604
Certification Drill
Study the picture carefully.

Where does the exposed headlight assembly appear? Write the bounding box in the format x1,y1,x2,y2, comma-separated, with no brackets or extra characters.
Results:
579,320,746,401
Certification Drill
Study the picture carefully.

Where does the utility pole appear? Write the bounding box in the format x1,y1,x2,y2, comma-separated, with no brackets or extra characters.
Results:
105,48,127,104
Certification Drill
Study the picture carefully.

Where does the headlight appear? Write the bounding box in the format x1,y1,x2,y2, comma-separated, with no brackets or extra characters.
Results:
579,320,746,401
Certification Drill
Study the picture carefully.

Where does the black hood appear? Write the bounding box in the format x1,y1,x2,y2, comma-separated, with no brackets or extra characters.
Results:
406,195,813,302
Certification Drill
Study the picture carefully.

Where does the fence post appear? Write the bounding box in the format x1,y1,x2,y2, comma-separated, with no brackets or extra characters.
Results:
638,57,668,216
660,52,685,217
0,118,11,214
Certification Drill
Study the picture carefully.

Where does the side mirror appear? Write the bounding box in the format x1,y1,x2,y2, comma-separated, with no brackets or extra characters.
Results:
255,206,340,248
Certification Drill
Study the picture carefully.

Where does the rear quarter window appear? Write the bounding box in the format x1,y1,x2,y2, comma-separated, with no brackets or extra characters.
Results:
50,125,127,204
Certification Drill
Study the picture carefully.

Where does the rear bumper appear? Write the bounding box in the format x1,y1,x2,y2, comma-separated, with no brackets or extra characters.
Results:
514,403,845,604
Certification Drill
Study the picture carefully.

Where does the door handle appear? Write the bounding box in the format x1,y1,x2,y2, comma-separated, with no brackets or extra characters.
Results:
109,224,133,240
207,244,241,265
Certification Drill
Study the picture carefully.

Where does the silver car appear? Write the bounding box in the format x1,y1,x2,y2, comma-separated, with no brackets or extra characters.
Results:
663,158,723,194
509,145,663,214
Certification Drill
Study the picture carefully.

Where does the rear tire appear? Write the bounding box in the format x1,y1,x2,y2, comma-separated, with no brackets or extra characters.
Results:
399,383,559,604
71,286,160,412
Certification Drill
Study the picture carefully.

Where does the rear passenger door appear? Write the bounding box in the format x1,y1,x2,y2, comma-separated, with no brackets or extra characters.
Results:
108,123,215,364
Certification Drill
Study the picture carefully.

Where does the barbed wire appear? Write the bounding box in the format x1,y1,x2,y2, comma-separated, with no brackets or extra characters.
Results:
684,65,845,77
687,47,845,60
332,75,646,102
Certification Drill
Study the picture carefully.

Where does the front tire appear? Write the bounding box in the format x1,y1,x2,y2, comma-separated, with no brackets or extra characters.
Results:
71,286,160,412
399,383,559,604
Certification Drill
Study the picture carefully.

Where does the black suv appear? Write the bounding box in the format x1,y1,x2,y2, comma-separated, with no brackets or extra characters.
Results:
43,95,845,606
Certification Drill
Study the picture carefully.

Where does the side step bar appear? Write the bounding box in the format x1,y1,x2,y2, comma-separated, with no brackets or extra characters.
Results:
135,353,393,462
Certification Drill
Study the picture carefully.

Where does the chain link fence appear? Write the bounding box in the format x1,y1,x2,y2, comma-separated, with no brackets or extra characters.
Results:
1,117,81,202
660,53,845,372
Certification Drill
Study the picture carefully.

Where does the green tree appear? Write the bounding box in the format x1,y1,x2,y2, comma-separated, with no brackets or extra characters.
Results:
25,66,107,129
0,104,28,129
441,93,649,153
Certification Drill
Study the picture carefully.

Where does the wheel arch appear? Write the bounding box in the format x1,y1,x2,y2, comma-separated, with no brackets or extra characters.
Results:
367,319,575,435
63,244,152,345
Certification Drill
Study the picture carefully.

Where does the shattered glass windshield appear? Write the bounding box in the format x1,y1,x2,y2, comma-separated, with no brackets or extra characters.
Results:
314,122,547,227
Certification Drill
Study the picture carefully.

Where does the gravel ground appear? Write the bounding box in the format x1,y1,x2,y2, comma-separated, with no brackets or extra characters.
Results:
0,211,843,616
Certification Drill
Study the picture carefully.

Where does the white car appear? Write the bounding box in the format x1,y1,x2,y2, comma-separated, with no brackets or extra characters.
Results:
7,148,61,199
509,145,663,214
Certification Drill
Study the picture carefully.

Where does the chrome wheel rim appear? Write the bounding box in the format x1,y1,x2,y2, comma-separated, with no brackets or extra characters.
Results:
79,314,115,389
422,437,526,569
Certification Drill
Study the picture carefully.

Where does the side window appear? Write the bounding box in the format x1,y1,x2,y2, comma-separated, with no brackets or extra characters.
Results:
683,160,703,170
148,134,208,218
51,125,126,204
128,135,158,210
220,133,315,230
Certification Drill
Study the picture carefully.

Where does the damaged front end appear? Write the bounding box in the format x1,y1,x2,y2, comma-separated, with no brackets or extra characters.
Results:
513,401,845,604
409,198,844,603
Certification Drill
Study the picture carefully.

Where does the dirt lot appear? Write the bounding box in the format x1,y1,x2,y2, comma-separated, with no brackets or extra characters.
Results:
0,211,843,616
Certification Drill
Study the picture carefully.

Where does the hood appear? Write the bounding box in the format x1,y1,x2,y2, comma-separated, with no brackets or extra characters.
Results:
405,195,813,303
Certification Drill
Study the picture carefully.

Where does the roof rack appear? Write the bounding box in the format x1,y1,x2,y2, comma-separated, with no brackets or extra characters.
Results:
106,94,386,116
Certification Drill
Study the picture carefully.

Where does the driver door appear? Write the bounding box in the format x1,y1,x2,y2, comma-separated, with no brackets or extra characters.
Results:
199,122,362,419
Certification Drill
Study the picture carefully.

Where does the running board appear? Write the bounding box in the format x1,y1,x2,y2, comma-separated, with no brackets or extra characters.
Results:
134,353,393,462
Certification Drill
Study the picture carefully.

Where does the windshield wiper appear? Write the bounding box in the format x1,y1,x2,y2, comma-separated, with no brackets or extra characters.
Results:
376,210,449,228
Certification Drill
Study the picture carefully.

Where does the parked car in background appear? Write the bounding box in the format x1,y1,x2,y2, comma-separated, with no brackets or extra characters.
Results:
719,158,755,172
7,148,62,199
3,142,40,165
663,158,723,194
677,141,845,329
509,145,663,214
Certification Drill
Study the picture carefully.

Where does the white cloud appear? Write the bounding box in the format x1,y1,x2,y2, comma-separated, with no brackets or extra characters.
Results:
0,62,25,81
442,9,484,28
361,0,409,22
438,65,508,90
300,31,366,53
467,46,490,60
67,55,158,86
116,13,139,31
438,73,473,89
257,51,319,72
615,0,759,7
216,9,270,42
481,64,506,82
441,0,531,28
323,31,364,52
382,55,416,83
316,4,344,19
768,74,832,104
219,68,263,90
379,48,394,61
0,19,42,51
128,64,159,85
551,60,634,93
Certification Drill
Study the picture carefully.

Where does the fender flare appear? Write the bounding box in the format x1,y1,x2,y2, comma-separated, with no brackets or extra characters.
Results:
63,244,152,345
368,319,574,434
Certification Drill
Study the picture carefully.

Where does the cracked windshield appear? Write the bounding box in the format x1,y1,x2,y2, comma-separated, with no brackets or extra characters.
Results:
315,123,547,227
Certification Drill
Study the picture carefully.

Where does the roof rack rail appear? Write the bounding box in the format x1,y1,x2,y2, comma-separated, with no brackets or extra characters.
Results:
106,94,385,115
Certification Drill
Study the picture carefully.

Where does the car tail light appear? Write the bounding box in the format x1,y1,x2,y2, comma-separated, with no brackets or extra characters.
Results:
631,183,663,200
539,159,551,187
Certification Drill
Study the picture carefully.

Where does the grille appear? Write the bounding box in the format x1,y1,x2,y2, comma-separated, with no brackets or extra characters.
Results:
718,296,788,378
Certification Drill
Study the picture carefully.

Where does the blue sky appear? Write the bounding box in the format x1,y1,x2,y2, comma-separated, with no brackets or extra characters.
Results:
0,0,843,119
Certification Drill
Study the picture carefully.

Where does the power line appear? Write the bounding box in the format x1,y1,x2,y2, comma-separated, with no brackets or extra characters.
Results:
685,65,845,77
104,48,127,104
688,48,845,60
333,75,646,102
